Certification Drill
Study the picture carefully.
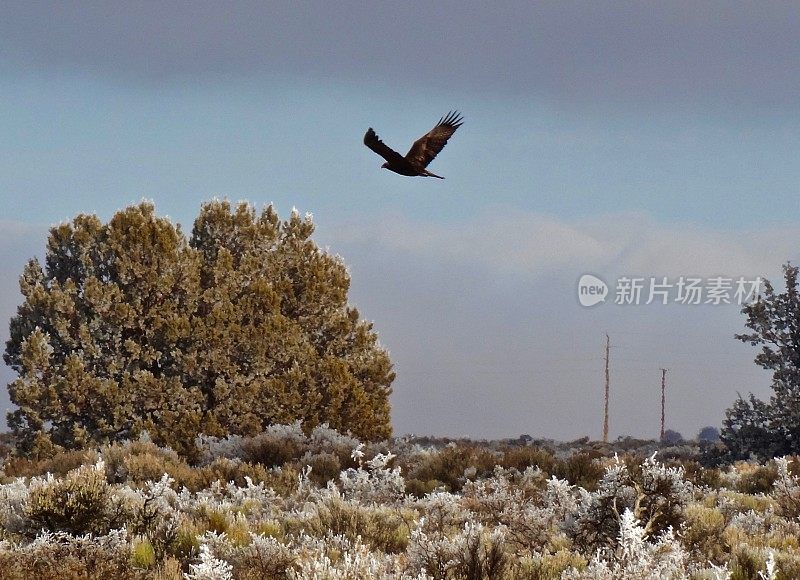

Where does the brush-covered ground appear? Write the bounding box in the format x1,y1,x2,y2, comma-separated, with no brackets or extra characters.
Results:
0,424,797,579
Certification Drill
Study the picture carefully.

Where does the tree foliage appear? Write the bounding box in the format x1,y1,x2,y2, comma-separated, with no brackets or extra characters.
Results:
660,429,683,445
5,201,394,457
696,426,719,444
721,263,800,460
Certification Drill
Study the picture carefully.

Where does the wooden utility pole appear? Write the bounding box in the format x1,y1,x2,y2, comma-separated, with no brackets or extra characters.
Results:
660,368,667,441
603,333,610,443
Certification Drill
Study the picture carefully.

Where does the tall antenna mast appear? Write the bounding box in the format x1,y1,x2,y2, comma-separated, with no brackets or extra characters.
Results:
660,368,667,441
603,333,610,443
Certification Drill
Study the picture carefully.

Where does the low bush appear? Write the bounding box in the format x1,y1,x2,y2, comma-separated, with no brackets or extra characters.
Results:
24,459,117,536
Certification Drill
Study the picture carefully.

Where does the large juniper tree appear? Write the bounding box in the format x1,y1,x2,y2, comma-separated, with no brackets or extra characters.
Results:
721,263,800,459
5,201,393,457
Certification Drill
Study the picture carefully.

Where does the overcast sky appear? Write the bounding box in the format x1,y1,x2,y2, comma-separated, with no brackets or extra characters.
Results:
1,2,799,440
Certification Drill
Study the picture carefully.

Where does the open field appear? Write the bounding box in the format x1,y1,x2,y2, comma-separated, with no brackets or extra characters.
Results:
0,424,797,579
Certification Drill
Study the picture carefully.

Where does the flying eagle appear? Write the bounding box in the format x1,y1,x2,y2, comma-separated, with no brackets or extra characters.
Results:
363,111,464,179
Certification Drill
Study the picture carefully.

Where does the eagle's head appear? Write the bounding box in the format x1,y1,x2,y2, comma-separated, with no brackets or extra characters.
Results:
381,162,389,169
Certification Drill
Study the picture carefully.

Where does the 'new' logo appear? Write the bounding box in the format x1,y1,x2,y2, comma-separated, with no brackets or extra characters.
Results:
578,274,608,307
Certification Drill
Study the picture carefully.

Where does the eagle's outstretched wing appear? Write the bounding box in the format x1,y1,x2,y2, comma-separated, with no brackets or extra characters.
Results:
363,128,405,165
404,111,464,169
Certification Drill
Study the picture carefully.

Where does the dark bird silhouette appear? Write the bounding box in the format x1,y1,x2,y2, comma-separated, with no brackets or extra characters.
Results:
363,111,464,179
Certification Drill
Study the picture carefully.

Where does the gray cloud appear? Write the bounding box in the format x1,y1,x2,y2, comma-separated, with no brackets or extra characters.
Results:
318,212,798,439
2,2,798,109
328,210,800,280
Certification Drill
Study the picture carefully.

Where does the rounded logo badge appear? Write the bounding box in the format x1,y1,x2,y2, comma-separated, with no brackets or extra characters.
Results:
578,274,608,307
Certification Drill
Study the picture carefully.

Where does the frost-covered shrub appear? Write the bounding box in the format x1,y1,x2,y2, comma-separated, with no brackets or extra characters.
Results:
193,422,367,493
339,449,405,504
406,520,507,579
406,518,474,579
403,445,499,492
300,452,341,486
186,543,234,580
2,449,98,479
773,550,800,580
569,458,636,550
0,529,138,580
308,424,362,466
24,458,118,536
193,457,278,491
241,432,306,468
196,531,295,579
195,530,414,580
772,457,800,518
723,505,800,557
670,459,723,489
569,454,692,551
735,462,778,495
233,534,296,580
552,452,606,491
633,453,694,529
303,495,411,553
196,434,246,464
717,489,776,520
121,473,182,559
728,507,770,538
0,477,29,536
412,491,470,535
728,545,769,580
513,550,588,579
197,422,308,466
405,478,444,499
451,522,508,579
564,509,689,579
681,503,727,563
499,445,558,474
460,467,574,553
175,477,281,531
288,532,411,579
100,437,186,484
